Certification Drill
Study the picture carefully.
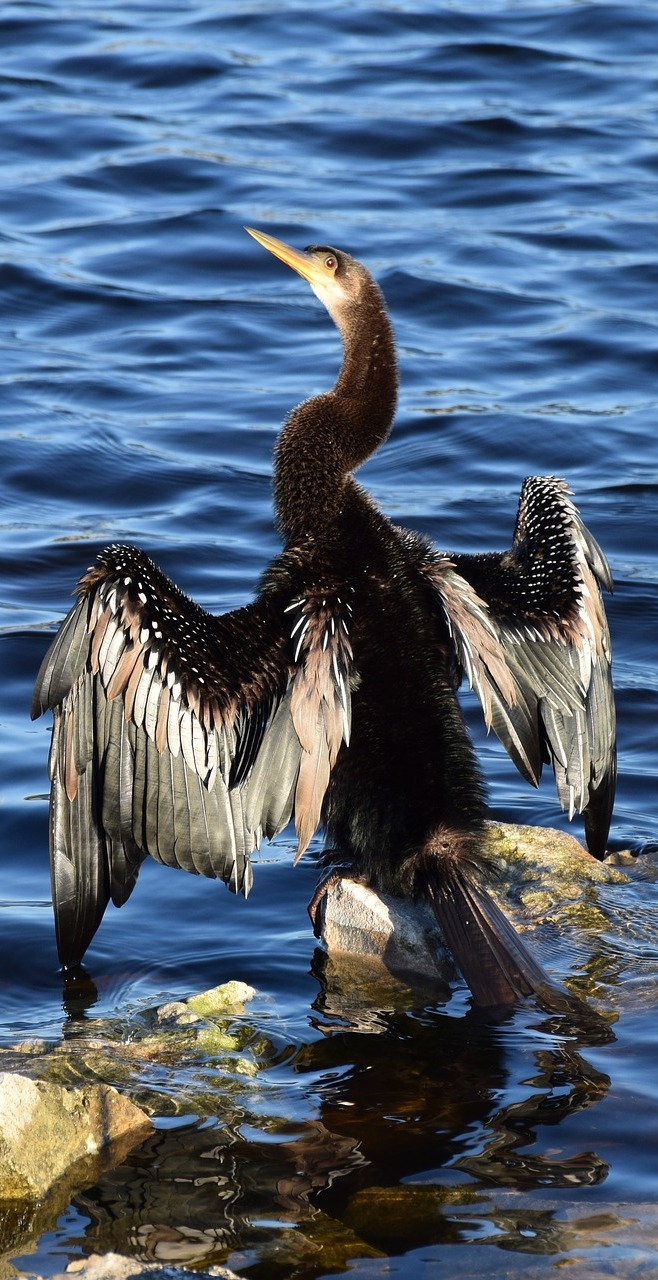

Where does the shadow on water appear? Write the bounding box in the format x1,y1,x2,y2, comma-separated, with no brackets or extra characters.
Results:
66,950,613,1277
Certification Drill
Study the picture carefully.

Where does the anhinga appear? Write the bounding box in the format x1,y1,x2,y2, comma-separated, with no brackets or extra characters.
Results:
32,227,616,1006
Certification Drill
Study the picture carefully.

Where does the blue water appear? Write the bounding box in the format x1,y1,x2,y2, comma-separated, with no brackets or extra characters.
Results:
3,1,658,1275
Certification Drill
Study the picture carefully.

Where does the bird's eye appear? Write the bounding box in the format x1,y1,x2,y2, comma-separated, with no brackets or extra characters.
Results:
324,255,336,271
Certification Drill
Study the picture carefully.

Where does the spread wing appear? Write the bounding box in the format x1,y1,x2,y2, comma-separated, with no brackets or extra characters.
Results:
32,544,352,966
421,477,616,858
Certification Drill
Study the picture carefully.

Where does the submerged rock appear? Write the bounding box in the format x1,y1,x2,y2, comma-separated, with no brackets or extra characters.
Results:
0,1073,153,1201
0,982,265,1266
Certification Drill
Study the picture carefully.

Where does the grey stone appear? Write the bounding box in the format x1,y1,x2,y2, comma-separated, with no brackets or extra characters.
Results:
322,876,451,983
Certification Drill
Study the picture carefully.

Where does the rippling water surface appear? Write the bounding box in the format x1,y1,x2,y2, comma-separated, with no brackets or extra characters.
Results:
3,2,658,1275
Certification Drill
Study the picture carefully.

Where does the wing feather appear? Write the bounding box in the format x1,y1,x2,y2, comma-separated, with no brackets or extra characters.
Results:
33,543,353,965
244,689,304,843
284,591,353,861
423,477,615,856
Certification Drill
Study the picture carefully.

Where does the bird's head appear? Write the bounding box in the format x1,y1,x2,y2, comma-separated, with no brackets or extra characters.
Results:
245,227,370,328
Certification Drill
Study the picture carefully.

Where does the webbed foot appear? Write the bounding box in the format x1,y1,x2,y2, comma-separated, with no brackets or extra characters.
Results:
307,850,356,937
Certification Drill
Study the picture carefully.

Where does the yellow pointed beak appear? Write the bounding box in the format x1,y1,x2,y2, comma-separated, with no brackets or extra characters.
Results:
245,226,329,290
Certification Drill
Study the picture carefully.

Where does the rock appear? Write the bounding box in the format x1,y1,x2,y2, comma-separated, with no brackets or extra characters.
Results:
320,821,631,983
322,877,451,984
0,1074,153,1200
154,1002,201,1027
45,1253,241,1279
186,980,256,1018
154,982,256,1030
136,981,260,1066
18,1253,242,1279
483,821,629,929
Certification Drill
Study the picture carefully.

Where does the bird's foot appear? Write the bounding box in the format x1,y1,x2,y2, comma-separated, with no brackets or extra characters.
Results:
308,849,356,938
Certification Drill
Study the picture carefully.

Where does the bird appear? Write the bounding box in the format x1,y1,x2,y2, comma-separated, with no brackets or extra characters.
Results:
32,227,616,1006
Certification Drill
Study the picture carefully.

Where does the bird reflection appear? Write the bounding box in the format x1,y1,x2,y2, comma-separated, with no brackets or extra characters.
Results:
72,985,611,1271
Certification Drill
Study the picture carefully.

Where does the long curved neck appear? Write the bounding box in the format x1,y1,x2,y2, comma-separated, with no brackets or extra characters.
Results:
274,280,398,544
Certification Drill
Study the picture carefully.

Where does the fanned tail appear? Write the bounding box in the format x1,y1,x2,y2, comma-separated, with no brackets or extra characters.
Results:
416,835,553,1007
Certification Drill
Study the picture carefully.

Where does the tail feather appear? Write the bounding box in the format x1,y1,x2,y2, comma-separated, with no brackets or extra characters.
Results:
422,850,551,1007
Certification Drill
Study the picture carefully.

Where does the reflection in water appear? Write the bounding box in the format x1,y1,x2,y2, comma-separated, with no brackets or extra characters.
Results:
454,1043,610,1191
73,955,612,1274
61,966,101,1025
75,1117,365,1271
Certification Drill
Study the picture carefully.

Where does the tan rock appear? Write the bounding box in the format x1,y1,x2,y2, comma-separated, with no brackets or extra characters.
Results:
0,1073,153,1200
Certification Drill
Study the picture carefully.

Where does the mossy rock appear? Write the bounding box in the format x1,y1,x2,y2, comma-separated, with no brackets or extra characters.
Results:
483,822,629,933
